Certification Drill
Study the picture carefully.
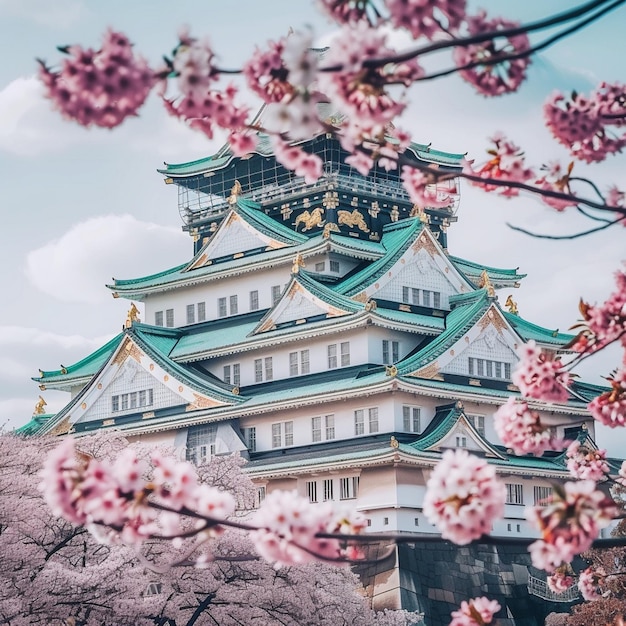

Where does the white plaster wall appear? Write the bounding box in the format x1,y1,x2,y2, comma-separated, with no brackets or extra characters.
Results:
144,266,292,326
443,330,517,376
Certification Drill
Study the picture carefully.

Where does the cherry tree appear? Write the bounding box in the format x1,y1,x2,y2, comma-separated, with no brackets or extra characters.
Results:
1,433,419,625
32,0,626,623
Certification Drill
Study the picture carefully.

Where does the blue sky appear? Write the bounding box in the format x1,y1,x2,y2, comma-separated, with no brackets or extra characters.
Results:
0,1,625,453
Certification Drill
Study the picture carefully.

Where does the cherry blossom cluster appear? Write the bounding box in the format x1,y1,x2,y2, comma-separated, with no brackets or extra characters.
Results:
38,29,154,129
251,490,366,566
449,596,500,626
512,340,570,403
493,397,562,456
546,568,574,594
526,480,617,572
544,82,626,163
534,161,578,211
40,438,235,545
423,449,506,545
566,441,610,482
452,11,530,97
577,566,606,601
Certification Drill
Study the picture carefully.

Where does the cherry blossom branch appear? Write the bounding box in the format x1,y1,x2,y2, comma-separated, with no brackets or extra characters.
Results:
506,217,622,240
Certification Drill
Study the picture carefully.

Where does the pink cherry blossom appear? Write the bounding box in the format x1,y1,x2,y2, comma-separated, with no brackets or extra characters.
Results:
171,31,219,97
38,29,155,129
401,166,457,210
318,0,370,24
243,38,294,104
578,566,605,601
387,0,466,41
228,131,259,157
423,449,506,545
588,366,626,428
453,11,530,96
466,134,534,196
565,441,610,481
272,136,323,184
512,340,570,403
449,596,500,626
493,397,562,456
251,490,347,566
535,161,579,211
547,570,574,594
606,185,626,226
526,480,618,572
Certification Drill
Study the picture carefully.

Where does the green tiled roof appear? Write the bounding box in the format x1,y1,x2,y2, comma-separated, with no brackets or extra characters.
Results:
397,290,490,375
503,311,574,347
15,414,55,436
296,270,365,313
35,333,123,383
335,218,425,296
372,307,445,332
449,256,527,284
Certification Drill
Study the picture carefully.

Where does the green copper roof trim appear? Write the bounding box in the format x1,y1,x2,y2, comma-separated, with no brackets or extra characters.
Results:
503,311,574,346
234,197,309,245
449,255,527,281
15,414,55,436
109,263,188,288
335,218,425,296
295,270,366,313
397,290,491,375
35,332,123,382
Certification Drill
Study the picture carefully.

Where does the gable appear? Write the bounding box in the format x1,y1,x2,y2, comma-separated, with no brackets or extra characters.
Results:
254,279,354,334
354,228,474,306
188,211,291,270
67,336,231,428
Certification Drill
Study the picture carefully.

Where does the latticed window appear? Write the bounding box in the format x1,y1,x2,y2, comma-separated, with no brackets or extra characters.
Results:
289,352,299,377
271,285,281,305
186,425,217,464
506,483,524,505
300,349,310,374
325,414,335,440
186,304,195,324
468,414,485,436
264,357,273,381
165,309,174,327
197,301,206,322
315,262,325,272
403,406,421,432
218,298,227,318
243,426,256,452
312,416,322,442
112,389,153,413
284,421,293,446
340,476,359,500
272,423,282,448
223,365,231,384
433,292,441,308
154,311,164,326
306,481,318,503
468,357,511,380
354,410,365,435
323,479,334,501
340,342,350,366
229,295,238,315
534,485,553,506
232,363,240,386
327,344,338,369
249,290,259,311
330,260,340,273
368,408,379,433
254,359,263,383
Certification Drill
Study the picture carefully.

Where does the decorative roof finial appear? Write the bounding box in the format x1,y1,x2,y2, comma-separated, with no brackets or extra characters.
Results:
292,253,305,274
385,364,397,377
33,395,47,416
228,180,242,205
125,302,141,328
479,270,495,297
390,435,399,449
505,294,519,316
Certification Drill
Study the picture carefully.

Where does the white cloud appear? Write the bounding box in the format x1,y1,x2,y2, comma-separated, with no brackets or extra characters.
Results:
25,214,189,304
0,0,85,28
0,326,112,350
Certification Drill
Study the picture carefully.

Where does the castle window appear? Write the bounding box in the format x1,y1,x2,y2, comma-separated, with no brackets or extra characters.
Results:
312,416,322,442
468,357,511,380
254,359,263,383
284,420,293,445
155,311,164,326
467,414,485,436
403,406,421,433
254,358,272,383
455,436,467,448
264,357,273,381
382,340,399,365
340,476,359,500
340,342,350,366
232,363,240,386
506,483,524,505
325,414,335,440
186,304,195,324
300,349,310,374
433,292,441,308
323,479,334,501
229,295,238,315
327,344,338,369
330,260,340,273
534,485,553,506
271,285,281,305
315,262,325,272
165,309,174,327
289,352,299,377
112,388,154,413
272,423,281,448
422,290,432,307
249,290,259,311
186,424,217,464
307,480,318,503
218,298,227,318
243,426,256,452
272,420,293,447
255,486,266,508
368,407,379,433
354,410,365,435
197,302,206,322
